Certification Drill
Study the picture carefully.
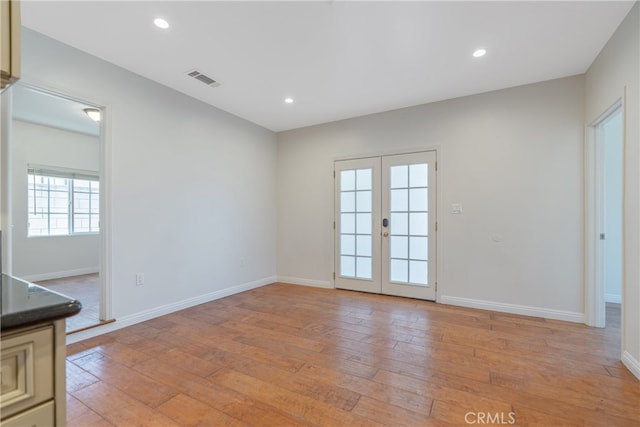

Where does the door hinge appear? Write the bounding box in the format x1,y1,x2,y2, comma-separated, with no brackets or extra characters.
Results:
333,221,336,230
600,233,605,240
435,161,438,172
435,222,438,232
333,170,336,178
333,272,336,280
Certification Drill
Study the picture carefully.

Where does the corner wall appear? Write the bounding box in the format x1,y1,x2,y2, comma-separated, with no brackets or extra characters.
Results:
20,29,278,322
277,75,585,321
585,3,640,378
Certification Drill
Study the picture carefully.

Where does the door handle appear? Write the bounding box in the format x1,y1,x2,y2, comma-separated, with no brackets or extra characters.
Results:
383,232,389,237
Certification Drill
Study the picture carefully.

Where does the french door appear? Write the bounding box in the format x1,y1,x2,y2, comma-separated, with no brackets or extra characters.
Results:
334,151,437,300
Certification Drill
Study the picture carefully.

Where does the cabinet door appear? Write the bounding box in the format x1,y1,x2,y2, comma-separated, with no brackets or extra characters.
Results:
0,0,21,89
2,401,54,427
1,327,54,419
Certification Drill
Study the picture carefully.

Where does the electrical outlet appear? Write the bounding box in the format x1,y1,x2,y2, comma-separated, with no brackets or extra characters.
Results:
136,273,145,286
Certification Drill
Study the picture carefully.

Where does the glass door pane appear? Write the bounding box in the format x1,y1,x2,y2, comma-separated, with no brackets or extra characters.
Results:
334,157,381,293
339,168,373,279
381,152,437,300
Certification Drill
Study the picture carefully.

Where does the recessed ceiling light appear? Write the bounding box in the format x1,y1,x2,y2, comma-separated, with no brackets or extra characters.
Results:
84,108,101,122
154,18,170,29
473,49,487,58
284,98,294,104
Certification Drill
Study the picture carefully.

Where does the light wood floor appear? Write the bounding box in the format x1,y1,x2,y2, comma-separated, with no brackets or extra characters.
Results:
65,284,639,426
37,273,100,333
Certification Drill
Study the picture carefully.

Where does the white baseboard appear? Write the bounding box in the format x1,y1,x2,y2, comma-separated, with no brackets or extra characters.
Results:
622,351,640,380
605,293,622,304
277,276,333,289
66,275,277,345
22,267,99,283
439,295,585,323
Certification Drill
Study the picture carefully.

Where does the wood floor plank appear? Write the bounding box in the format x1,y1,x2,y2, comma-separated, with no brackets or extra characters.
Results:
209,368,382,427
67,393,115,427
71,351,179,408
351,395,430,426
157,393,247,427
66,360,100,393
132,358,305,426
373,369,513,416
71,382,181,427
65,284,637,427
299,362,433,416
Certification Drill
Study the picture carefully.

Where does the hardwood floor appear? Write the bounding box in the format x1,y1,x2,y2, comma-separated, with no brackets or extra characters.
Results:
65,284,639,426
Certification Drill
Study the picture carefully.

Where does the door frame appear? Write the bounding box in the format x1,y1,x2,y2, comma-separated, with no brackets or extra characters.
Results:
585,98,623,328
332,147,440,301
5,81,112,322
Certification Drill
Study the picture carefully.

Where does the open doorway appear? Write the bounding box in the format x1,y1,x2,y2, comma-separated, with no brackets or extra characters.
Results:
601,108,623,329
586,100,623,330
9,83,107,333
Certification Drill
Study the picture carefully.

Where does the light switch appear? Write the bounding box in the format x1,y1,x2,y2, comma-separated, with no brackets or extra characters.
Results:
451,203,463,214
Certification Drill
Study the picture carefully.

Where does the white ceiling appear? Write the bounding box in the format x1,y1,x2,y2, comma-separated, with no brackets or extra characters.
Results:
12,84,100,136
21,1,635,132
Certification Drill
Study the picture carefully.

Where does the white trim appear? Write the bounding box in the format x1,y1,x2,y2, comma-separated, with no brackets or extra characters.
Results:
439,295,585,323
66,276,276,345
1,88,14,275
621,351,640,380
605,293,622,304
277,276,333,289
99,103,112,321
22,267,99,282
333,145,441,162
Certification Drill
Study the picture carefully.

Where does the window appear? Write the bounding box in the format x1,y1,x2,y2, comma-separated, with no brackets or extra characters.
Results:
28,167,100,237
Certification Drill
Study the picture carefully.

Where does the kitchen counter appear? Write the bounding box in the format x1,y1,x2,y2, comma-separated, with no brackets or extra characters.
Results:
0,274,82,331
1,274,79,425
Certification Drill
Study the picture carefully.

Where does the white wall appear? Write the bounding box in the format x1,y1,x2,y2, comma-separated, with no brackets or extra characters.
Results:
277,75,585,321
585,3,640,378
603,111,623,303
20,29,278,322
11,120,99,280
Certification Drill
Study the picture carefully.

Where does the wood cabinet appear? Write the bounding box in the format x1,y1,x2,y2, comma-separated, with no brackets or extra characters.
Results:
1,320,67,426
0,0,20,90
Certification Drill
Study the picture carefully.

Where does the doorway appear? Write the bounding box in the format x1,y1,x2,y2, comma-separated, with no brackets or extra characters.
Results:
586,101,623,328
8,83,108,333
334,151,437,300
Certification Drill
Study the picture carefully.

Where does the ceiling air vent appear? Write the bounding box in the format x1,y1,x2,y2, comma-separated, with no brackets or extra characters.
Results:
186,70,221,88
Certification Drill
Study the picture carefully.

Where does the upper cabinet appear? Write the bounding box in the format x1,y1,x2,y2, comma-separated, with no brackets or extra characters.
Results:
1,0,20,91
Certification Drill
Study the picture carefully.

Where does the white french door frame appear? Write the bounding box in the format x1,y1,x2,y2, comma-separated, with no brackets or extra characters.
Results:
333,148,439,301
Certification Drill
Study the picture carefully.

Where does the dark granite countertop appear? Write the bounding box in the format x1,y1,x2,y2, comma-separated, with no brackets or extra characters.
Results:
1,274,82,331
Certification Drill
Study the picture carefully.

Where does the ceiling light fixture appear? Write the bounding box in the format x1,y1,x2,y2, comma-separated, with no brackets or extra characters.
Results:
284,98,294,104
473,48,487,58
84,108,101,122
154,18,170,29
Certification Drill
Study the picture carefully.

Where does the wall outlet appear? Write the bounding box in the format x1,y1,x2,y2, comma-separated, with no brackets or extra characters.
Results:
136,273,145,286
